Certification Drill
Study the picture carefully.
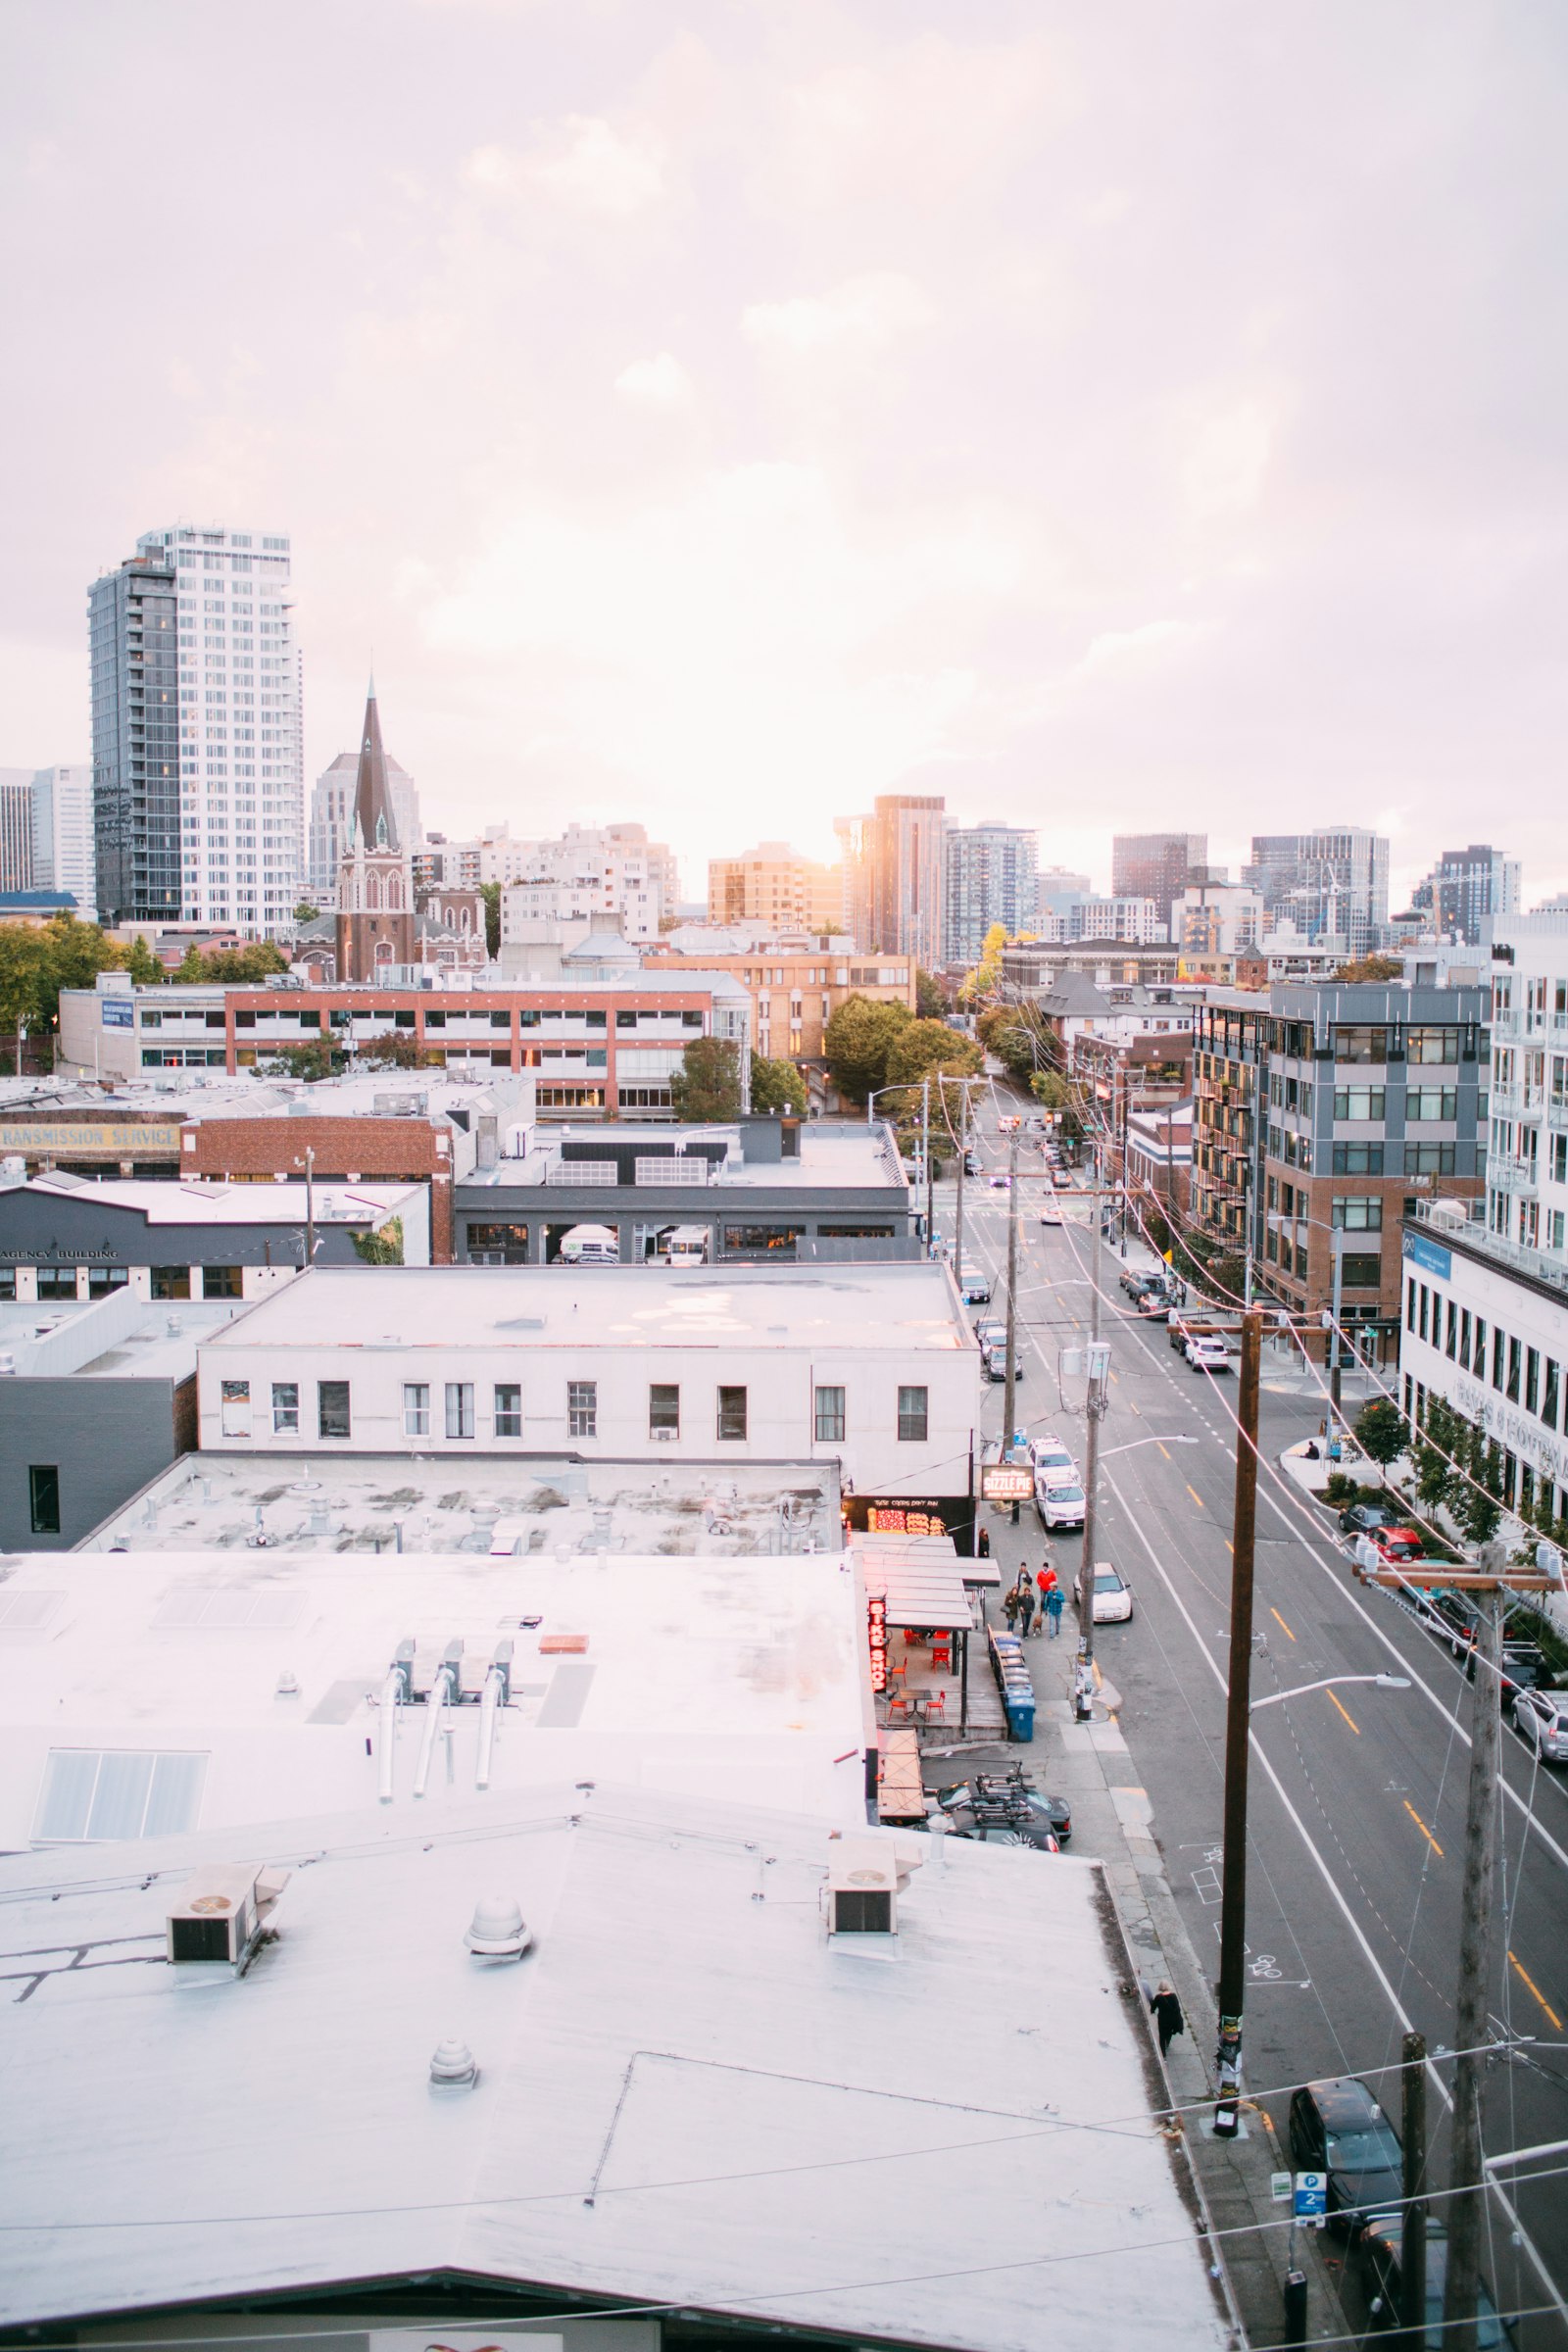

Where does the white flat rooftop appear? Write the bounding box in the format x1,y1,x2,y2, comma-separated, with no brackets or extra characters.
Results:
470,1126,906,1193
0,1785,1230,2352
11,1175,421,1225
199,1261,973,1351
0,1544,870,1842
78,1450,842,1556
0,1294,246,1380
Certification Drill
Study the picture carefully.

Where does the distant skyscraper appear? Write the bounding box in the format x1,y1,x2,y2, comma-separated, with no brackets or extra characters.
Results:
28,765,95,915
1036,866,1092,920
310,747,421,900
89,524,302,934
708,842,842,934
1244,827,1391,959
1425,844,1522,945
943,822,1038,964
1110,833,1207,933
845,793,945,967
0,776,34,893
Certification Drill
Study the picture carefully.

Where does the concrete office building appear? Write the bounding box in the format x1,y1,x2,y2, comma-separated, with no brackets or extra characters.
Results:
89,525,302,935
942,823,1038,966
0,774,34,892
308,743,420,900
1067,895,1164,944
456,1117,916,1266
1111,834,1206,933
648,940,915,1065
838,795,946,968
26,763,95,915
191,1261,983,1539
1245,828,1391,961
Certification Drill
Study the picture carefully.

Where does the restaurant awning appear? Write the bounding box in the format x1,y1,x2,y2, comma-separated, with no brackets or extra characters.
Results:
856,1540,976,1629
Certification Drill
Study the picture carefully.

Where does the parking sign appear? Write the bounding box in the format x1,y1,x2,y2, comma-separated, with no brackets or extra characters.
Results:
1293,2171,1327,2227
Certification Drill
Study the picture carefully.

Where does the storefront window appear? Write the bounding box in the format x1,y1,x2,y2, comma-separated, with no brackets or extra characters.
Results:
318,1380,352,1440
151,1266,191,1300
722,1223,805,1256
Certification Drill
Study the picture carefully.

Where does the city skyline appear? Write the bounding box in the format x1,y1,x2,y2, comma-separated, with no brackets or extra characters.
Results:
2,4,1563,907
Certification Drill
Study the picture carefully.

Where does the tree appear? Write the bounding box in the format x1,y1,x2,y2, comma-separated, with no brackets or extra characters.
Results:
1455,1431,1504,1545
123,936,167,987
670,1035,742,1121
351,1217,405,1265
173,941,288,983
959,922,1007,1007
357,1029,439,1069
29,915,129,1032
262,1038,343,1082
977,1001,1059,1086
294,902,321,924
479,882,502,958
914,966,947,1019
1353,1397,1410,1469
822,994,912,1102
1414,1396,1459,1513
884,1018,982,1089
1332,954,1403,983
750,1052,806,1114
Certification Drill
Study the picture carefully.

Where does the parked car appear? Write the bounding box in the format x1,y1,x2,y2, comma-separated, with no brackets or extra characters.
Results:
989,1171,1011,1190
1168,1311,1196,1351
981,1345,1023,1384
957,1268,992,1304
1288,2077,1402,2234
973,1318,1007,1349
1419,1590,1548,1698
1137,1293,1175,1322
935,1772,1071,1846
1359,2217,1512,2345
1072,1561,1133,1623
1039,1203,1063,1226
962,1151,980,1177
1362,1524,1425,1563
1340,1502,1397,1537
1051,1167,1073,1189
1029,1436,1078,1478
1185,1335,1233,1373
1513,1686,1568,1762
1036,1479,1087,1531
1120,1267,1162,1298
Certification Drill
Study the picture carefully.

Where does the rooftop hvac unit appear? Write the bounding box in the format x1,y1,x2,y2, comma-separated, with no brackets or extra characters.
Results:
823,1832,924,1944
166,1863,290,1968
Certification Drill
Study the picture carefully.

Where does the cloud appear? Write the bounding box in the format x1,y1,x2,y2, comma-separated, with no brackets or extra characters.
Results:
614,351,693,407
742,271,936,360
465,116,667,217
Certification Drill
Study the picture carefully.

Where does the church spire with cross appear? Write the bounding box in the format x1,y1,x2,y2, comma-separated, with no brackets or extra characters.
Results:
348,675,399,855
335,676,415,980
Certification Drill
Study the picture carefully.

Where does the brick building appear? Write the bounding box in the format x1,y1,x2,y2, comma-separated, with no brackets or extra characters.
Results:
180,1113,459,1261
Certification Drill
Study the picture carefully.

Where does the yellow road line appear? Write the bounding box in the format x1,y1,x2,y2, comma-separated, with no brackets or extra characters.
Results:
1403,1799,1444,1858
1186,1484,1204,1508
1224,1539,1234,1554
1326,1688,1360,1735
1269,1607,1297,1642
1508,1949,1564,2032
1157,1443,1171,1461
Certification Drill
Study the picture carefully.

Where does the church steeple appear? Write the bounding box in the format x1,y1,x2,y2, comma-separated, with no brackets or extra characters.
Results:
350,677,398,854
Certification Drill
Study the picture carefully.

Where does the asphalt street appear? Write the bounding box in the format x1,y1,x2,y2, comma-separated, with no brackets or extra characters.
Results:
936,1088,1568,2350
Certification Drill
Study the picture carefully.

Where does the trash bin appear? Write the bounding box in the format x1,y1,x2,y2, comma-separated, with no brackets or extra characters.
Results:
1004,1692,1036,1742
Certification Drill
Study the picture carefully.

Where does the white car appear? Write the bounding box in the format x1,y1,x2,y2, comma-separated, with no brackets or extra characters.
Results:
1029,1436,1078,1479
1073,1561,1134,1623
1513,1688,1568,1764
1036,1478,1086,1531
1185,1335,1233,1373
989,1171,1011,1190
1039,1203,1063,1226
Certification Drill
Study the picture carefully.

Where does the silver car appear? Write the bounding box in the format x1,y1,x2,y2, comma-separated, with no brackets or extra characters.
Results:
1513,1687,1568,1763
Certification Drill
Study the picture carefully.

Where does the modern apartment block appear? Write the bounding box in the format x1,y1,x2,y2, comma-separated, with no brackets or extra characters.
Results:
1244,828,1391,960
942,823,1038,965
1191,977,1489,1363
1395,910,1568,1523
498,822,677,943
1110,834,1206,933
1067,895,1163,944
28,764,96,915
89,525,302,935
708,842,842,934
0,775,33,892
1424,843,1523,946
309,744,421,900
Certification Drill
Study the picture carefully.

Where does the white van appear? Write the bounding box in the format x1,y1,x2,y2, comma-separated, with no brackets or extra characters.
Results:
557,1223,620,1265
665,1225,710,1267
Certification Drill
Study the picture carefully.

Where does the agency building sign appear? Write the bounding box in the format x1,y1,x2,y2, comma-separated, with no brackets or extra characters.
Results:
0,1120,183,1157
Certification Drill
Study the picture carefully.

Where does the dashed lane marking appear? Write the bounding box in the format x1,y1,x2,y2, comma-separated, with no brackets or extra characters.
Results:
1403,1799,1444,1858
1326,1689,1361,1735
1270,1607,1297,1642
1157,1442,1171,1461
1508,1949,1564,2032
1186,1484,1204,1508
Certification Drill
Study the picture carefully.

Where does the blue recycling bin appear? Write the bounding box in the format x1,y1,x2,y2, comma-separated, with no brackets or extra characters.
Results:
1004,1690,1036,1742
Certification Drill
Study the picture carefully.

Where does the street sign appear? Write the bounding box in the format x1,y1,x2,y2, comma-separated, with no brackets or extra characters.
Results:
980,1464,1033,1503
1293,2171,1327,2227
1270,2172,1292,2205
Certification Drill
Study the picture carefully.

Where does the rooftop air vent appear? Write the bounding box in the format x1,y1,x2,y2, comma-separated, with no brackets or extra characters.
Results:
428,2037,478,2092
464,1895,533,1962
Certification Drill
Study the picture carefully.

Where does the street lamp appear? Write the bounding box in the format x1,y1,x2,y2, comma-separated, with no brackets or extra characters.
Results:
1250,1673,1410,1711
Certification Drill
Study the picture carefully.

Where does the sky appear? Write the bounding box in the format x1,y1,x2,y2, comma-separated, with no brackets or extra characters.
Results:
2,0,1565,906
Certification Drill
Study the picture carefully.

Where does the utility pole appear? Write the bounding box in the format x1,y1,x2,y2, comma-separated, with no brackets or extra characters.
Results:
1075,1339,1108,1674
303,1144,316,1270
922,1077,933,1251
952,1079,966,1286
1215,1304,1263,2134
1002,1131,1020,1476
1445,1587,1502,2351
1329,1233,1346,1423
1398,2030,1428,2352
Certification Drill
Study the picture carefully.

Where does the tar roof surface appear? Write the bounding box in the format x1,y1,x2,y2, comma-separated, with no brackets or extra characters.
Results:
0,1785,1231,2352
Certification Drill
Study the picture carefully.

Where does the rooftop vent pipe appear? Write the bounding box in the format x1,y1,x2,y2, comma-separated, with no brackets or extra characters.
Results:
464,1895,531,1961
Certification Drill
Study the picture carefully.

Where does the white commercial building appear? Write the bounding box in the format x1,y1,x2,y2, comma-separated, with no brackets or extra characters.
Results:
1068,894,1165,944
27,762,96,914
192,1261,981,1513
122,523,303,934
1399,910,1568,1527
500,822,677,944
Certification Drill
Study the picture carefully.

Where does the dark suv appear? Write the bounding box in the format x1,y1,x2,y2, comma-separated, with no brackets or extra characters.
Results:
1340,1503,1396,1537
1421,1590,1547,1701
1288,2077,1401,2233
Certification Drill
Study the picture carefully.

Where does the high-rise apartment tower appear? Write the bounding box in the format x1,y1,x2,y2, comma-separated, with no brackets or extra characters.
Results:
1110,834,1206,934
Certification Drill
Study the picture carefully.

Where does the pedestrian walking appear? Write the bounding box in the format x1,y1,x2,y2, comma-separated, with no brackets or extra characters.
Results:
1150,1981,1185,2058
976,1526,991,1560
1044,1585,1064,1639
1038,1563,1058,1600
1018,1584,1036,1636
1002,1584,1020,1632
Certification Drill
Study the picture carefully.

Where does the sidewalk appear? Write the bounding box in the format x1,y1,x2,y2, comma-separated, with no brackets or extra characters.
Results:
942,1517,1348,2347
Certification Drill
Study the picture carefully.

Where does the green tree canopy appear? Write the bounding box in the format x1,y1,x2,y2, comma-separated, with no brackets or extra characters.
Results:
750,1052,806,1114
884,1018,982,1089
822,993,912,1102
671,1035,743,1121
1353,1397,1409,1468
479,882,502,957
958,922,1008,1007
357,1029,440,1069
1332,954,1404,983
914,966,947,1018
294,902,321,923
174,941,289,983
977,1001,1060,1086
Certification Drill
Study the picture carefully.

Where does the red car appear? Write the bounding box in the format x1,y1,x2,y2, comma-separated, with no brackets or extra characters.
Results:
1370,1526,1424,1563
